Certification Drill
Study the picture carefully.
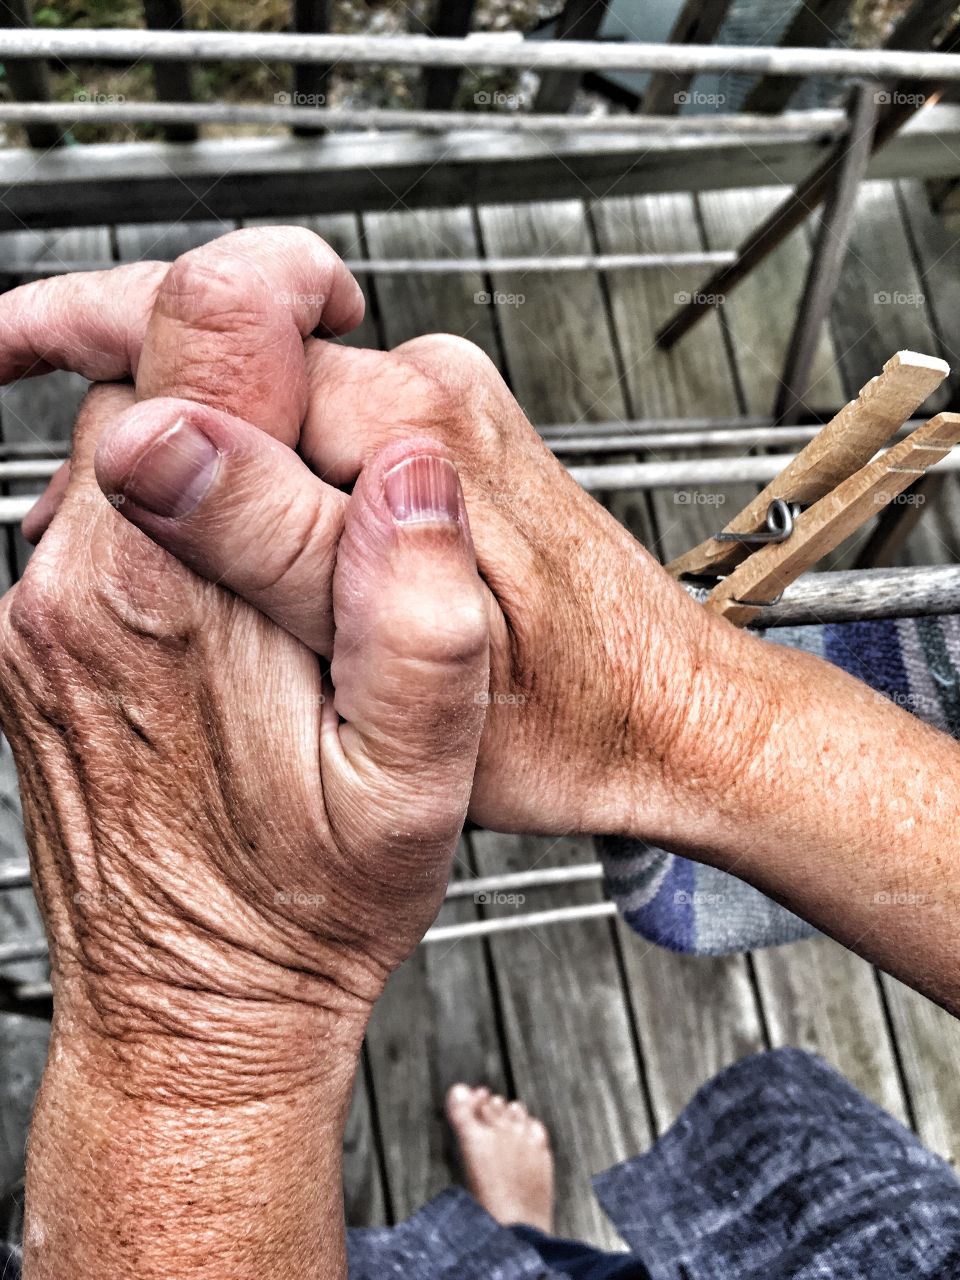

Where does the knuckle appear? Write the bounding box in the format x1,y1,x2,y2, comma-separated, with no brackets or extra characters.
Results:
393,335,503,450
385,590,489,673
156,252,271,338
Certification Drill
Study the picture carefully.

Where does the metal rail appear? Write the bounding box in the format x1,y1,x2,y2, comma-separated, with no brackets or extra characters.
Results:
3,440,959,505
0,31,958,80
0,102,850,136
0,250,738,280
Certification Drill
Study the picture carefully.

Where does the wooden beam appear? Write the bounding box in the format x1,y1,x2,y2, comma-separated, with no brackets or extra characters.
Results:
0,0,62,150
534,0,610,114
420,0,477,112
0,105,957,230
142,0,197,144
657,66,948,349
775,82,879,425
643,0,734,116
291,0,331,137
742,0,852,114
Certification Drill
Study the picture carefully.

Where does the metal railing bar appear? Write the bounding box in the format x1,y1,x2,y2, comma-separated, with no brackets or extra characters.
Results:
0,424,924,463
5,441,960,512
444,863,604,898
0,32,958,81
565,449,960,491
424,901,617,943
0,249,738,278
0,102,850,136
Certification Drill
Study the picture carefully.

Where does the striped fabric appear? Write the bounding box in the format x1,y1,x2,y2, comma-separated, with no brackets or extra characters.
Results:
597,614,960,954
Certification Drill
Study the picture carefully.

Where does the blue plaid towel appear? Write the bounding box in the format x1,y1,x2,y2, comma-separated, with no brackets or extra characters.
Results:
598,614,960,954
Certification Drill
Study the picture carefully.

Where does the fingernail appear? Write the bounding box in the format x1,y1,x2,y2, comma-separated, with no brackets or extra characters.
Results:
123,419,221,518
384,455,462,525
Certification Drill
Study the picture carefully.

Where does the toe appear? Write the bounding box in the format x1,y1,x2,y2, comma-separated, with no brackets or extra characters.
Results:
480,1094,507,1125
446,1083,482,1125
506,1101,527,1124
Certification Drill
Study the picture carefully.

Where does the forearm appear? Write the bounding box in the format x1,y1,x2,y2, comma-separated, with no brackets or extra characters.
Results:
23,997,362,1280
659,624,960,1011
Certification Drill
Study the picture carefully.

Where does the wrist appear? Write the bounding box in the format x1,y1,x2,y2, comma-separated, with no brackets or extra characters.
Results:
612,586,776,850
52,960,370,1106
25,1012,359,1280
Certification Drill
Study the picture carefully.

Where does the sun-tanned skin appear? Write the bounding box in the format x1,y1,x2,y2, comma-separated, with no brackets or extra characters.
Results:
2,228,960,1280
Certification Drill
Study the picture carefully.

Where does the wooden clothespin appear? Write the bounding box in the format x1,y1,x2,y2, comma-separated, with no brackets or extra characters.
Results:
667,351,959,626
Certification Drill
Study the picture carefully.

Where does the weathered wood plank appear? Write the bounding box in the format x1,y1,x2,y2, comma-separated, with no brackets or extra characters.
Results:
880,973,960,1170
616,926,765,1132
364,846,509,1222
478,197,658,546
829,181,947,414
477,200,626,424
591,190,749,558
362,207,501,362
471,830,652,1248
753,935,909,1124
697,185,846,418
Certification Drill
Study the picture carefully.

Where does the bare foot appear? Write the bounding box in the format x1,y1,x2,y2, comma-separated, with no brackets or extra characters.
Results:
445,1084,555,1232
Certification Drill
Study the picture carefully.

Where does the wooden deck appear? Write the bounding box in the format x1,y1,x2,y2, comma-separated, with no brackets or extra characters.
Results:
3,179,960,1248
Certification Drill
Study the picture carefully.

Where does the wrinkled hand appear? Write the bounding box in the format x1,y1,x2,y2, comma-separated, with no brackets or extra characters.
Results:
0,238,488,1091
3,228,751,850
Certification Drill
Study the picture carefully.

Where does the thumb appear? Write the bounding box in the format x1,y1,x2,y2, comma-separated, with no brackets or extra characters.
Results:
322,439,489,879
